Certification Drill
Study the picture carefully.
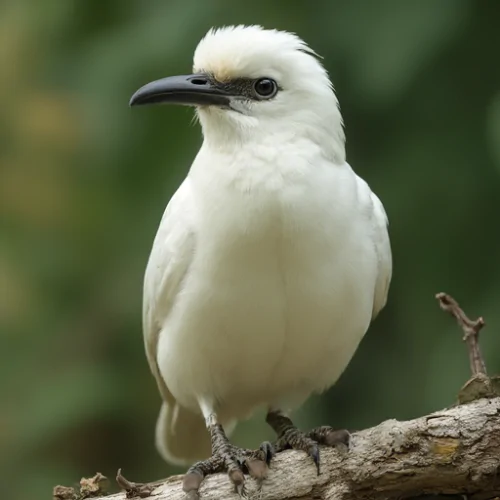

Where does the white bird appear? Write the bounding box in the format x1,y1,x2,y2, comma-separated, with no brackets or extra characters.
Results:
130,25,392,498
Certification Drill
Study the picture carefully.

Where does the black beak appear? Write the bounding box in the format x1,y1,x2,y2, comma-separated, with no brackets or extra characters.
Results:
129,74,231,107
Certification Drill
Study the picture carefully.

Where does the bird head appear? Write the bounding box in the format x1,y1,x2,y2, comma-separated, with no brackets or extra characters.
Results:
130,26,345,161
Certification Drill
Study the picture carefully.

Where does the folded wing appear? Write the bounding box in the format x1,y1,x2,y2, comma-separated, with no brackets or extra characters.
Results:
142,179,212,464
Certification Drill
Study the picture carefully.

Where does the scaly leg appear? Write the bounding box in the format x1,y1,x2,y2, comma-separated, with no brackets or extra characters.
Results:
266,409,350,475
183,413,274,499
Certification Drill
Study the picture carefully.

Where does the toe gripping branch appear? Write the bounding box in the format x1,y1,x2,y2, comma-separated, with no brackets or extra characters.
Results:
182,422,274,499
266,411,350,475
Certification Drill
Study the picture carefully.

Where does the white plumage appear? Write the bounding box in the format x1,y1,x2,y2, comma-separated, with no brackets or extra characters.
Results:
138,25,392,467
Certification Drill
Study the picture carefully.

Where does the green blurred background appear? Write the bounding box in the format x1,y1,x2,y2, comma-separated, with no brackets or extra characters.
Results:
2,0,500,498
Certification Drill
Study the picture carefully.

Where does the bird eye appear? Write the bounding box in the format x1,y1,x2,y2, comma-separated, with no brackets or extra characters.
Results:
253,78,278,99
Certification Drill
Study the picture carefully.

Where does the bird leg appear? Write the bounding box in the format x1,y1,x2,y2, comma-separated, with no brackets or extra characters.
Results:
266,409,350,475
182,416,274,499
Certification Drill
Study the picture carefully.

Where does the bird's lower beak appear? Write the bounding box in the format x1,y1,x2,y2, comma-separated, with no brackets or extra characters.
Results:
129,74,231,107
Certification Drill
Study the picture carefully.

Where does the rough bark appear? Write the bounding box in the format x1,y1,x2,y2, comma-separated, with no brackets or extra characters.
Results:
95,396,500,500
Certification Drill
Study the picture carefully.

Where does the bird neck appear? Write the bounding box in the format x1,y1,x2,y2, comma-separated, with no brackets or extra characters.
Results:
198,112,346,165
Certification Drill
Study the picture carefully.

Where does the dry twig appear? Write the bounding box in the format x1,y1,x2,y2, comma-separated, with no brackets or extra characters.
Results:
53,473,110,500
116,469,160,499
435,292,486,375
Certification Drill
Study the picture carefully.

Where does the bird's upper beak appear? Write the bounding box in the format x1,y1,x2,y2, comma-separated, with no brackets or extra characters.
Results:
129,74,231,107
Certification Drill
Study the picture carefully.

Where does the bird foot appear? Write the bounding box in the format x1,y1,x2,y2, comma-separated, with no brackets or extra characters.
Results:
267,412,350,475
182,425,274,499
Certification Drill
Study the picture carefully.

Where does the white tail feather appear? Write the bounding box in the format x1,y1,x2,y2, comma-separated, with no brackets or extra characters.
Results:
155,402,236,466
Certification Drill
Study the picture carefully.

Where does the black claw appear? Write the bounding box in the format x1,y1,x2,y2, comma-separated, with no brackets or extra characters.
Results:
266,411,350,475
310,444,320,475
260,441,275,465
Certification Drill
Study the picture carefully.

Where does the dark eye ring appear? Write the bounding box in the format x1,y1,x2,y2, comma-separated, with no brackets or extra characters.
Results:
253,78,278,99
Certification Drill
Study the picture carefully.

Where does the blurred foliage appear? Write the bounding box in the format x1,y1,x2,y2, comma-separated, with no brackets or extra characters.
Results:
1,1,500,499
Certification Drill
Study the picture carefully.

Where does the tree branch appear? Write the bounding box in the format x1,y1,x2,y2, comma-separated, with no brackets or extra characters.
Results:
62,397,500,500
55,294,500,500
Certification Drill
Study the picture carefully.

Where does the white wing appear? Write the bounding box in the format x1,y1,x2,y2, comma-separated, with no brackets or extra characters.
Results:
369,191,392,319
142,178,196,406
353,173,392,319
143,179,216,464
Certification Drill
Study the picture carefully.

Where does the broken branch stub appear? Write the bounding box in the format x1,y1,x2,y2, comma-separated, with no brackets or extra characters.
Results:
436,292,500,404
435,292,486,376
